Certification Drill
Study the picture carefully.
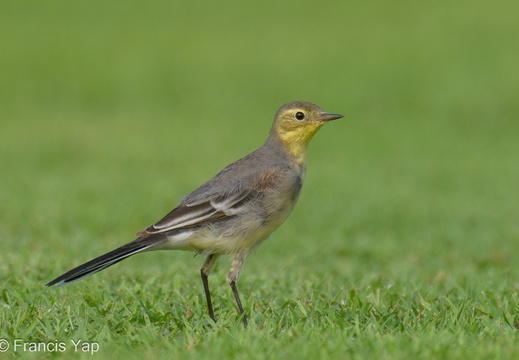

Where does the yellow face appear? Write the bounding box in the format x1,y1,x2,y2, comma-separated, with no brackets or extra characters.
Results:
271,101,343,162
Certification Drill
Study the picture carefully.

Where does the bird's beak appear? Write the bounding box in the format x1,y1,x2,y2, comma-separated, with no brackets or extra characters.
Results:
318,113,344,122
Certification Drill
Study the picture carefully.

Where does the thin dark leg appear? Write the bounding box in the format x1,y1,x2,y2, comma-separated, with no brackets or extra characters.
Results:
201,269,215,322
227,251,248,327
201,254,218,322
230,280,248,327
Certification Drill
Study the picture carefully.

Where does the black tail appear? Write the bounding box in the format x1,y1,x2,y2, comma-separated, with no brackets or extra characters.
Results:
46,234,166,287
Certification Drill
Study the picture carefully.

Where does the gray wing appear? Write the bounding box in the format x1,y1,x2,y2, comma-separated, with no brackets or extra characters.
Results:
138,187,260,236
136,149,285,237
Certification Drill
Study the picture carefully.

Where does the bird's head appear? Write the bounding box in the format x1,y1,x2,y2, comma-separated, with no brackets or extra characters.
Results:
270,101,343,160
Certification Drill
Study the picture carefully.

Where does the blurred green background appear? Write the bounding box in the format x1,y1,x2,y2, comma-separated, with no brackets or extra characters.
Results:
1,0,518,358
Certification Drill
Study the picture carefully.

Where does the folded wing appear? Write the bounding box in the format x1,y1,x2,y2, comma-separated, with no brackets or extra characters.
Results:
137,188,261,236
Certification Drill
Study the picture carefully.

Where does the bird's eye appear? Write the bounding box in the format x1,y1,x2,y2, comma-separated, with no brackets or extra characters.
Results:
295,112,305,120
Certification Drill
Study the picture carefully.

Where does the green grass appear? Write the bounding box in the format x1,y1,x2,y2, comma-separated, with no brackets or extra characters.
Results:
1,0,519,359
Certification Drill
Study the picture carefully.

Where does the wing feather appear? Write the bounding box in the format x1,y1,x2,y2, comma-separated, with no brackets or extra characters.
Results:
139,188,261,235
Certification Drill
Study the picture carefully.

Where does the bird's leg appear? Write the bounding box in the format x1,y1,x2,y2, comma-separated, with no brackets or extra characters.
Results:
201,254,219,322
228,251,248,327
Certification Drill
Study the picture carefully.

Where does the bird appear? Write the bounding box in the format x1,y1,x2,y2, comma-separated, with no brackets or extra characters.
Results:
47,101,343,326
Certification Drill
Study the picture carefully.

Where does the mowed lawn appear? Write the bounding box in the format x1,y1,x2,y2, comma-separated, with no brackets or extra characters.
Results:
1,1,518,359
